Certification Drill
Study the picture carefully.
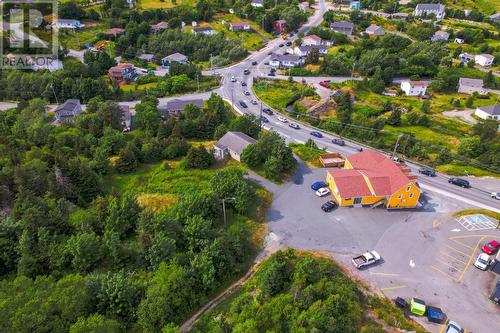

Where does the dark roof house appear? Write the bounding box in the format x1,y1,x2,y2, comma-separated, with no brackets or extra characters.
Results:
160,98,204,117
214,131,257,162
54,99,82,123
330,21,354,35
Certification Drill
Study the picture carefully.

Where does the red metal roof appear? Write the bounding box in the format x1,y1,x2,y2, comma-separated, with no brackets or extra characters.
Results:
328,169,372,198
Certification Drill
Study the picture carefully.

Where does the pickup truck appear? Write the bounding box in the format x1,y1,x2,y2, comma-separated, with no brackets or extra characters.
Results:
352,251,381,269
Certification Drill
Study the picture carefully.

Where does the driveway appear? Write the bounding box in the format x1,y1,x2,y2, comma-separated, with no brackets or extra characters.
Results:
248,159,500,333
442,109,478,124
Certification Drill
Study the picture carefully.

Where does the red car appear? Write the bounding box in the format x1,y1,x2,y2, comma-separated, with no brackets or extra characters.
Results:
319,80,331,88
482,240,500,255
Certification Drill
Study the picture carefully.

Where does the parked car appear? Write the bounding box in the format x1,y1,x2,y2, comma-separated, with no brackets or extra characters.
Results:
251,61,257,66
426,306,446,324
410,298,426,316
267,51,272,55
277,116,287,122
445,321,463,333
311,181,328,190
263,108,274,115
392,156,404,163
270,68,276,73
239,101,248,108
448,177,470,188
241,82,247,86
251,100,258,105
286,41,292,46
491,280,500,305
474,252,491,270
319,80,331,88
352,251,381,269
310,131,323,138
331,138,345,146
315,187,330,197
243,69,250,75
321,200,337,212
231,76,236,82
418,167,436,177
268,72,276,76
260,116,269,123
244,91,250,96
491,192,500,200
289,122,300,129
482,240,500,255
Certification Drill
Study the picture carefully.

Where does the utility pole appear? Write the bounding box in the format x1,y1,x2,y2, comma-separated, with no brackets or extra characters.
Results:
350,61,356,85
393,133,404,157
259,101,263,130
50,82,59,104
222,197,235,228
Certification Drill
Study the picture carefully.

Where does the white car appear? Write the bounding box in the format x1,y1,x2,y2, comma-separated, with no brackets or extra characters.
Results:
277,116,288,123
251,100,258,105
231,76,236,82
491,192,500,200
445,321,463,333
316,187,330,197
474,253,490,270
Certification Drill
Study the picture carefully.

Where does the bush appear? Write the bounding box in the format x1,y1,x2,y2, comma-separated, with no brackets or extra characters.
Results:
185,146,214,169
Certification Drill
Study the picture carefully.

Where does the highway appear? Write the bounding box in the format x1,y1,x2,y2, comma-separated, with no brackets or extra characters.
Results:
208,0,500,213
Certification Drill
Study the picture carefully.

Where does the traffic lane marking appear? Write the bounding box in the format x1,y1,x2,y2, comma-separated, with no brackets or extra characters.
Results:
380,285,407,291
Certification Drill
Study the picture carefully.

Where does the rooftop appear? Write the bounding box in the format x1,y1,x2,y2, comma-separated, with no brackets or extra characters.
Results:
163,52,187,62
407,80,429,87
366,24,383,33
164,98,204,111
331,21,354,29
271,53,302,62
215,131,257,156
415,3,445,11
477,105,500,116
477,53,495,60
459,77,483,87
54,99,81,113
304,34,322,41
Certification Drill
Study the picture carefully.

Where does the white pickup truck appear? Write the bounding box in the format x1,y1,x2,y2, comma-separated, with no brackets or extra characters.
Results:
352,251,381,269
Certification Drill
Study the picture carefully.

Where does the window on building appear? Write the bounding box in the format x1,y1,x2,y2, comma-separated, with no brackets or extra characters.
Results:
398,194,402,199
409,193,414,198
406,186,411,192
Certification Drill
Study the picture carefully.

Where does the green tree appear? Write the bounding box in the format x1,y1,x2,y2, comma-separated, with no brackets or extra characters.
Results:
69,314,121,333
457,137,485,158
387,108,401,126
186,145,214,169
421,100,431,114
66,232,103,272
306,47,320,64
473,119,499,143
146,232,176,270
115,142,138,173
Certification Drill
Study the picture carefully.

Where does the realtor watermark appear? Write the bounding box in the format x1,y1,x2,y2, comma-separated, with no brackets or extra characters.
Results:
0,0,58,69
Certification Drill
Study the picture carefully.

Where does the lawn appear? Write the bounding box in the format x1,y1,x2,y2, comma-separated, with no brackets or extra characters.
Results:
138,0,196,9
253,79,318,112
445,0,500,15
210,14,271,51
289,143,327,168
59,25,106,50
384,124,461,149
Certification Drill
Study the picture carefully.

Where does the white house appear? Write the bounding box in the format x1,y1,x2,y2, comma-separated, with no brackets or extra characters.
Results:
365,24,384,36
290,45,327,57
229,21,251,32
251,0,264,8
52,19,83,29
414,4,446,20
298,1,309,12
302,34,322,46
214,131,257,161
269,53,304,68
474,105,500,121
400,80,429,96
454,38,465,44
458,78,487,95
475,54,495,67
192,26,216,36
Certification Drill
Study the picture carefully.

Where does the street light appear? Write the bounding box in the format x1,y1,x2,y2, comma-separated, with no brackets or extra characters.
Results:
222,197,236,227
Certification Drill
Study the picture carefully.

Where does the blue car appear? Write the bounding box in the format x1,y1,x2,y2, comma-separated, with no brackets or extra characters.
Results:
311,181,327,191
310,131,323,138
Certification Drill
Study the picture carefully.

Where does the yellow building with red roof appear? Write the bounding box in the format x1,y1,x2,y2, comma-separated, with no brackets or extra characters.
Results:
326,151,421,209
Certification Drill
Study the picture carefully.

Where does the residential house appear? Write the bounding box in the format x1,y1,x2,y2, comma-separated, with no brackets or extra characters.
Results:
274,19,287,33
192,26,216,36
475,54,495,67
454,38,465,44
474,105,500,121
138,53,155,62
229,21,251,32
214,131,257,162
457,78,487,95
150,21,168,34
269,53,304,68
489,13,500,23
459,52,475,63
365,24,384,36
54,99,82,123
325,151,421,209
302,34,322,46
349,0,360,9
431,30,449,42
108,63,137,84
413,3,446,20
330,21,354,35
290,45,327,57
298,1,309,12
400,80,429,96
52,19,83,29
161,53,188,68
251,0,264,8
159,98,204,118
103,28,125,38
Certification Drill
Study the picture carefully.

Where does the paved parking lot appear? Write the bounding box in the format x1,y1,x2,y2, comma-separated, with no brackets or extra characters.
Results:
254,160,500,333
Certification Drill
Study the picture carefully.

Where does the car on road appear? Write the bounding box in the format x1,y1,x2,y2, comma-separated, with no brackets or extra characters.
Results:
286,41,292,46
277,116,287,122
319,80,331,88
279,43,284,47
474,253,491,270
241,82,247,86
239,101,248,108
267,51,272,55
448,177,470,188
311,181,328,190
482,240,500,255
268,72,276,76
243,69,250,75
263,108,273,115
352,251,381,269
260,116,269,123
392,156,404,163
315,187,330,197
418,167,436,177
445,321,463,333
491,192,500,200
251,61,257,66
310,131,323,138
244,91,250,96
321,200,337,212
231,76,236,82
251,100,258,105
289,122,300,129
331,138,345,146
270,67,276,73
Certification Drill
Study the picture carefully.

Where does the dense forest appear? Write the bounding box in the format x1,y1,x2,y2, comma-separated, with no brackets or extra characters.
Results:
193,250,426,333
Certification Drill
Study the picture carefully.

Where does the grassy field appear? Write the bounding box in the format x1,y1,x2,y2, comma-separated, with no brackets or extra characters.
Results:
59,25,106,50
253,79,319,112
210,14,272,51
437,164,500,178
445,0,500,14
289,143,327,168
138,0,196,9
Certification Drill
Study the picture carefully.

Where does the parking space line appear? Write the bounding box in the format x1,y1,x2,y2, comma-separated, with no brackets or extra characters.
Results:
380,285,407,291
440,251,467,265
457,235,487,282
439,320,449,333
370,272,400,277
449,238,474,251
436,258,461,272
431,266,458,282
446,245,470,257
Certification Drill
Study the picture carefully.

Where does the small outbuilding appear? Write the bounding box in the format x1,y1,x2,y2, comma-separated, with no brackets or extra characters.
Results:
214,131,257,162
